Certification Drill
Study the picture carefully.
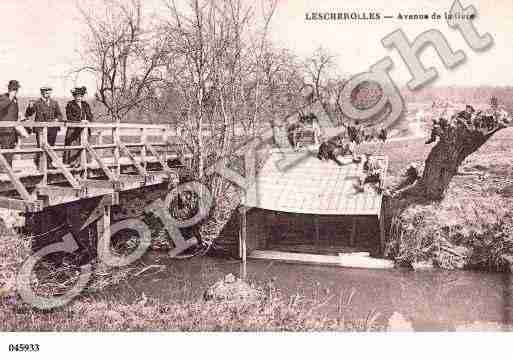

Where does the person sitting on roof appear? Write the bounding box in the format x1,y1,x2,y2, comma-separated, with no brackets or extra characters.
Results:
317,135,352,166
356,153,384,193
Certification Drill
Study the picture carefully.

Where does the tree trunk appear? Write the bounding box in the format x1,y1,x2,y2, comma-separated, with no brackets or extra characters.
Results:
418,125,504,200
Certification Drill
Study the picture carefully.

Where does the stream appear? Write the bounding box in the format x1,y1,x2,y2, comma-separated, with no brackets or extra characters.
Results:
101,253,513,331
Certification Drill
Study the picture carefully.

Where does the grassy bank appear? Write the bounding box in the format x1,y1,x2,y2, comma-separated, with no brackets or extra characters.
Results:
0,285,381,331
0,230,381,331
384,128,513,270
0,235,381,331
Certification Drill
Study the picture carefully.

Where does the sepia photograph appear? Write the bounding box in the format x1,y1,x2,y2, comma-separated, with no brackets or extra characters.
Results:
0,0,513,355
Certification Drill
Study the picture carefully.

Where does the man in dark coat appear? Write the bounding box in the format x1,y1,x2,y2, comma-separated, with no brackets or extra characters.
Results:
25,86,63,168
0,80,21,171
64,87,93,167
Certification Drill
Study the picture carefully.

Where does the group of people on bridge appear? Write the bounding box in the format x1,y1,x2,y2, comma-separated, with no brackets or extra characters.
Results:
0,80,94,172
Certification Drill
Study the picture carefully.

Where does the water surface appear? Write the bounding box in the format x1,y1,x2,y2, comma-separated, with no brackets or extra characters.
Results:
104,254,513,331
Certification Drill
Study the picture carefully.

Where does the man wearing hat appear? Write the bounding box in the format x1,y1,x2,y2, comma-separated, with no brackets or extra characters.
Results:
64,86,93,167
25,86,63,168
0,80,21,171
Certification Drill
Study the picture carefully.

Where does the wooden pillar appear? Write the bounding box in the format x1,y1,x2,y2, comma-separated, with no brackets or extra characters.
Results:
379,210,386,256
113,126,120,178
350,216,357,247
96,201,111,273
39,127,48,185
80,125,88,180
266,211,275,250
314,214,320,249
239,206,247,280
140,128,147,171
97,129,103,146
13,134,21,163
162,128,168,167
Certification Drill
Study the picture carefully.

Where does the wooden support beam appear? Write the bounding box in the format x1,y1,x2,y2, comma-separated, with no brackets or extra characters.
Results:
161,128,168,167
146,143,173,174
81,194,118,231
239,206,247,280
85,144,117,182
80,179,123,191
42,144,81,189
113,126,120,177
0,196,43,212
140,128,147,171
37,185,86,198
314,214,320,248
36,185,87,207
350,217,357,247
80,125,89,180
39,128,48,185
0,153,33,201
379,209,386,255
119,142,148,176
13,135,22,162
96,203,111,272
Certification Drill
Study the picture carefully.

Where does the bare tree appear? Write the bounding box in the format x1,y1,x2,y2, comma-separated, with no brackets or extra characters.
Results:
73,0,167,122
303,47,346,125
160,0,280,185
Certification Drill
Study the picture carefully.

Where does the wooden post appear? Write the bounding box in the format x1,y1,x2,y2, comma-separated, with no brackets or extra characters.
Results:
314,214,320,249
40,127,48,185
239,206,247,280
13,135,21,163
96,128,103,164
80,124,88,179
113,126,120,178
162,128,168,167
350,217,357,247
97,128,103,158
0,154,33,201
140,128,147,171
96,201,111,273
97,129,103,146
379,209,386,255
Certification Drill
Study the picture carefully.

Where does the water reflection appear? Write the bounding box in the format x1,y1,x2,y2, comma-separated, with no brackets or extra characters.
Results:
106,254,513,331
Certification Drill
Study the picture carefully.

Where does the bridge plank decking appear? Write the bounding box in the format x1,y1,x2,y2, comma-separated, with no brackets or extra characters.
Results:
0,121,190,213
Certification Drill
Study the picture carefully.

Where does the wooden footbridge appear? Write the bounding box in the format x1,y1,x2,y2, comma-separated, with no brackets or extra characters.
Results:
0,121,190,241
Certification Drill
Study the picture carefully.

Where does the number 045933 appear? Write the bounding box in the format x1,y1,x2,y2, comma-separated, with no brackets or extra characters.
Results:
8,344,40,352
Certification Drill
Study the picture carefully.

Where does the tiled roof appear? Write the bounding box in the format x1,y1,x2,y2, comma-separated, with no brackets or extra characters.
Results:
243,150,387,216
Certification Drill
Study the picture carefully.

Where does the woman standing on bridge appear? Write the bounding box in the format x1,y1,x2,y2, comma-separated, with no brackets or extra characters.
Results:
63,87,93,167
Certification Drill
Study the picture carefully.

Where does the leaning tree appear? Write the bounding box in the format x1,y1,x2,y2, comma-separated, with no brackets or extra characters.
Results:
399,109,511,201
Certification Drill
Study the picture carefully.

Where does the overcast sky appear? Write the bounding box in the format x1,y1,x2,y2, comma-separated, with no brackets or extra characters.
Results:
0,0,511,97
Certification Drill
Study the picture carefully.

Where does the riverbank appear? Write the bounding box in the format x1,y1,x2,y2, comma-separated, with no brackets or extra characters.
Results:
0,244,381,331
0,286,380,331
384,128,513,270
3,252,513,331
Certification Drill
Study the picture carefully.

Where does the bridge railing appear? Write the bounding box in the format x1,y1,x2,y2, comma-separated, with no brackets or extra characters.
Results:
0,122,191,210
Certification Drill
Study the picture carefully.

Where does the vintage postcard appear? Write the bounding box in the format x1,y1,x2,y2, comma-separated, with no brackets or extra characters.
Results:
0,0,512,356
